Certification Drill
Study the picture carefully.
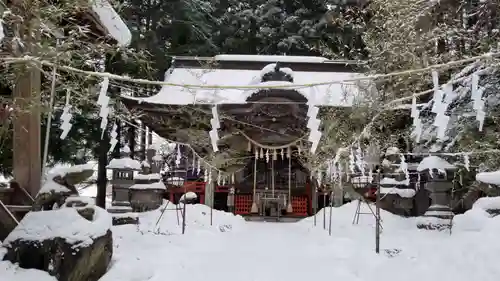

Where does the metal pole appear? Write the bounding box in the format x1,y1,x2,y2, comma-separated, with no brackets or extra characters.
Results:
323,193,326,229
41,65,58,185
375,170,381,254
328,191,333,236
271,156,275,197
182,200,187,234
313,178,317,226
210,173,213,226
181,157,187,234
288,149,292,210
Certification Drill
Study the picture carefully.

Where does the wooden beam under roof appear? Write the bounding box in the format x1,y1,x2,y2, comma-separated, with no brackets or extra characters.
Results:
171,55,366,73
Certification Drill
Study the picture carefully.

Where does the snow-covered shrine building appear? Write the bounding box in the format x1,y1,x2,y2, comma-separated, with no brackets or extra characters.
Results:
121,55,367,218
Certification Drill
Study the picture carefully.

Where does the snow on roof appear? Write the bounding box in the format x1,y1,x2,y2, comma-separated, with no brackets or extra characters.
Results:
476,171,500,185
3,206,111,246
135,173,162,181
213,54,329,63
123,61,368,106
91,0,132,47
48,163,95,178
129,181,166,190
417,156,456,172
107,157,142,170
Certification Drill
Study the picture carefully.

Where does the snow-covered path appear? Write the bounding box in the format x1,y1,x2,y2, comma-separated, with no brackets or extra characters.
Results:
101,203,500,281
106,221,372,281
3,202,500,281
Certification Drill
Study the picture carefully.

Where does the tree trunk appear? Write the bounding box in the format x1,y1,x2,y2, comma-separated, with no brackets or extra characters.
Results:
140,122,146,160
96,133,109,208
128,122,136,158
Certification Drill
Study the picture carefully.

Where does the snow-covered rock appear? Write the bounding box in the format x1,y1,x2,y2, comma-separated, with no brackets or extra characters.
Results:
2,205,112,281
180,191,198,202
476,170,500,185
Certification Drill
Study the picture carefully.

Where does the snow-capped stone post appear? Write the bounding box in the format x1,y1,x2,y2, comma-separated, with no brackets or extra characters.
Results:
475,170,500,216
378,147,415,216
106,146,141,214
416,156,457,230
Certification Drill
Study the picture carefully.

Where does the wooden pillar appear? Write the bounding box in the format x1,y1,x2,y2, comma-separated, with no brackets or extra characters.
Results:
147,127,153,146
13,65,41,196
12,1,41,196
140,122,146,160
128,121,136,158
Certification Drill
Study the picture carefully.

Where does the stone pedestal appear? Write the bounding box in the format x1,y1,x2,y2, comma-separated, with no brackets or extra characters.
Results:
129,188,164,212
417,174,454,230
424,178,454,219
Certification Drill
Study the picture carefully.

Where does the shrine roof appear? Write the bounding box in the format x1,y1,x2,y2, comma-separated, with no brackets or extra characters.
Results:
121,55,373,107
90,0,132,47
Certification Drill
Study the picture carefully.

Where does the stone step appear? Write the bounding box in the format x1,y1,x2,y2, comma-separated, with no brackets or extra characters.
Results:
107,206,133,214
112,201,131,207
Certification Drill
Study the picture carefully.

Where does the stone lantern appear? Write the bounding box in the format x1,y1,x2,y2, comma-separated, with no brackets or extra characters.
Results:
150,149,164,174
106,145,142,213
416,155,457,229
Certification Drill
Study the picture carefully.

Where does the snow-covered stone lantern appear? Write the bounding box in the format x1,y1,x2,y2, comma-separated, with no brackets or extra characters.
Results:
416,155,457,230
106,145,142,213
150,148,164,174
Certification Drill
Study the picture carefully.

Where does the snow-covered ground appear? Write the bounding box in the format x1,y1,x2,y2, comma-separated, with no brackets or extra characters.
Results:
2,201,500,281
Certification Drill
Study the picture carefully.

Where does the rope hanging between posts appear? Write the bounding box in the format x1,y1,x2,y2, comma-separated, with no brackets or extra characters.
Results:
239,130,306,150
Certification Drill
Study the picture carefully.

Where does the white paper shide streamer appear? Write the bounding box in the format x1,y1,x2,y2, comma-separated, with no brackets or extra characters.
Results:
108,123,118,152
59,91,73,139
97,77,110,139
429,70,450,141
471,72,486,131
